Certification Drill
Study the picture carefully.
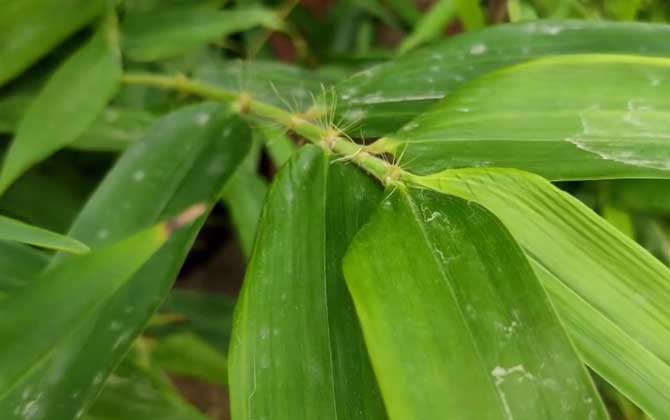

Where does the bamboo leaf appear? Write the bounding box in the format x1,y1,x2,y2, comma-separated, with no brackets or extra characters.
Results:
0,214,89,254
230,146,387,420
0,104,250,420
412,167,670,418
122,5,282,62
0,0,104,86
379,54,670,180
337,20,670,137
0,221,170,419
0,30,121,194
343,187,607,420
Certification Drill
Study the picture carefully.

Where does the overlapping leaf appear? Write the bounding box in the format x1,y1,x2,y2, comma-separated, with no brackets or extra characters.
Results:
0,222,170,419
411,167,670,418
378,54,670,180
0,103,250,420
337,20,670,136
343,188,607,420
230,146,387,420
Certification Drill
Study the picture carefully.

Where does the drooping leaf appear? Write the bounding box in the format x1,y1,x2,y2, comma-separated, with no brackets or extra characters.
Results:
377,54,670,180
0,222,170,419
0,0,104,86
0,214,88,254
337,20,670,137
122,5,282,62
343,187,607,420
230,146,387,420
0,29,121,194
3,104,249,420
411,167,670,418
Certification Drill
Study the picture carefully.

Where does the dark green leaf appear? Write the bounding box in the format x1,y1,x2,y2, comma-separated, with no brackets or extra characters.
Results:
0,241,47,294
152,332,228,386
230,146,387,420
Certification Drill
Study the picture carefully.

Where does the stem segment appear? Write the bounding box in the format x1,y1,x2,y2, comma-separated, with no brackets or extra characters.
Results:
122,72,403,185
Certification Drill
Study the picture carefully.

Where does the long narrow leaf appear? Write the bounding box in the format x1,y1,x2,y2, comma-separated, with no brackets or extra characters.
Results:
411,167,670,417
230,146,387,420
0,29,121,194
0,214,88,254
378,54,670,180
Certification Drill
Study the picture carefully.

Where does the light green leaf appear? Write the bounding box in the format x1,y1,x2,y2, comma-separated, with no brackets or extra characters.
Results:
0,30,121,194
343,187,607,420
70,107,157,152
2,103,249,420
0,222,170,418
230,146,387,420
337,20,670,137
0,0,104,86
398,0,457,54
0,214,89,254
379,54,670,180
411,167,670,418
122,5,282,62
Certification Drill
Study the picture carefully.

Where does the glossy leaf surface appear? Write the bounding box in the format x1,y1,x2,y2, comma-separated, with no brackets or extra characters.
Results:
381,54,670,180
337,20,670,137
0,31,121,193
413,168,670,417
230,146,387,420
4,104,249,420
343,188,606,420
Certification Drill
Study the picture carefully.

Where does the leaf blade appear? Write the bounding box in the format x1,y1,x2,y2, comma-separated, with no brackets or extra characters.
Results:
343,188,607,420
0,214,89,254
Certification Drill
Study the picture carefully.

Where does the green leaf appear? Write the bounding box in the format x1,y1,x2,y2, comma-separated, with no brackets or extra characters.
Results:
411,167,670,418
0,0,104,86
70,107,157,152
337,20,670,137
0,222,170,418
0,30,121,194
230,146,387,420
122,5,282,62
0,214,89,254
152,332,228,387
398,0,457,54
4,104,249,420
343,187,607,420
379,54,670,180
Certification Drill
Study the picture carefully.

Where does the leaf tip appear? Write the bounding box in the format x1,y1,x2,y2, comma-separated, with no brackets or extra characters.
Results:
165,203,208,235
